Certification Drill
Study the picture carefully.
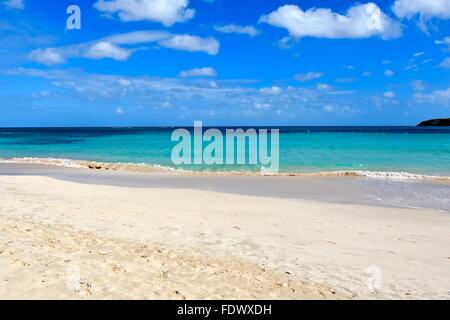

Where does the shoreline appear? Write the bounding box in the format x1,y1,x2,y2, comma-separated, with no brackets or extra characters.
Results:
1,156,449,182
0,174,449,299
1,161,449,213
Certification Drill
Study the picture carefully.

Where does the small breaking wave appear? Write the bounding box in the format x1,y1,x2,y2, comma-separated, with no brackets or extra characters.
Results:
0,157,449,182
323,170,450,182
0,157,181,174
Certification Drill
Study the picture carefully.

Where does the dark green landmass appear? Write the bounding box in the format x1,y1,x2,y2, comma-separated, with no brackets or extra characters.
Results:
417,118,450,127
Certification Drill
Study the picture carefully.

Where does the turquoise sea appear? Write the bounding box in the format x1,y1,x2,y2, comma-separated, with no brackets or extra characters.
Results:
0,127,449,176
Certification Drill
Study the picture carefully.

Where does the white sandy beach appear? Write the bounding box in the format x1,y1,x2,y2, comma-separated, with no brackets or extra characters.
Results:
0,171,449,299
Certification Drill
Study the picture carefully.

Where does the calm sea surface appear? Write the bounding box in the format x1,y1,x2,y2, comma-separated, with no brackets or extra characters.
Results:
0,126,449,176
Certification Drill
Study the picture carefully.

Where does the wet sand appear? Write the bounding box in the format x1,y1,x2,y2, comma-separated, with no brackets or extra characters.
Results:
1,163,449,212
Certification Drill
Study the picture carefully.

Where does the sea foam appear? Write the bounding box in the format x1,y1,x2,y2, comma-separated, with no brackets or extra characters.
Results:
1,157,449,182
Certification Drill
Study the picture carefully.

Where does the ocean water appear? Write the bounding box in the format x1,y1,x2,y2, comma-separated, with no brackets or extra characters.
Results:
0,126,449,176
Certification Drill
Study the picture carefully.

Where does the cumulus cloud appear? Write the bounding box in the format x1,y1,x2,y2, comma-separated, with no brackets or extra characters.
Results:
295,71,324,82
93,0,194,26
4,0,24,10
29,48,66,65
86,42,132,60
214,24,259,37
29,31,219,64
159,35,219,55
259,3,402,40
179,67,217,78
393,0,450,19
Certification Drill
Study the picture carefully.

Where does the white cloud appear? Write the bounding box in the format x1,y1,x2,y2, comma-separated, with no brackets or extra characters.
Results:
179,67,217,78
440,57,450,69
317,83,333,91
115,107,125,114
436,36,450,50
259,3,402,40
259,86,282,95
4,0,24,10
415,88,450,105
393,0,450,19
29,31,219,64
362,71,372,77
384,69,394,77
404,62,418,71
214,24,259,37
29,48,66,65
29,42,132,64
8,67,366,120
384,91,396,98
86,42,132,61
93,0,195,26
295,71,324,82
276,36,296,49
159,35,219,55
414,51,425,57
322,104,359,114
105,31,220,55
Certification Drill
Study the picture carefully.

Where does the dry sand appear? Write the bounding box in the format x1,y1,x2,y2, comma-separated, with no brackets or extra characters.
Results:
0,174,449,299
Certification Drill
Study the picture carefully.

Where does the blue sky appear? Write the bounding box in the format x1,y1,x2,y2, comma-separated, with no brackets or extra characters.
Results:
0,0,449,126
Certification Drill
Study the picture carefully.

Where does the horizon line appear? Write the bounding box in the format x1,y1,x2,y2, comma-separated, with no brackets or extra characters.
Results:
0,125,429,129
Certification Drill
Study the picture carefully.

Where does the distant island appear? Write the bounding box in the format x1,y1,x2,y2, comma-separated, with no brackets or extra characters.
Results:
417,118,450,127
